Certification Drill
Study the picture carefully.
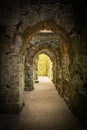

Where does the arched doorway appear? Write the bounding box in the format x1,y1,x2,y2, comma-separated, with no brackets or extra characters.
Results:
0,20,69,113
38,54,53,80
18,20,69,112
24,30,61,91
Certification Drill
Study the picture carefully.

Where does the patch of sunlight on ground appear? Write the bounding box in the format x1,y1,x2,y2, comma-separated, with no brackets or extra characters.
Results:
38,76,51,83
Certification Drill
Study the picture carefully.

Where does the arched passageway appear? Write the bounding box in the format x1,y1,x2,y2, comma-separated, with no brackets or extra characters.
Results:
24,30,61,90
0,19,80,114
0,1,87,129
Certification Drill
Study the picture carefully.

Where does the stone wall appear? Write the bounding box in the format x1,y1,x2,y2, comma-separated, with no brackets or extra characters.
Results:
24,62,34,91
0,34,24,113
69,35,87,127
33,55,38,81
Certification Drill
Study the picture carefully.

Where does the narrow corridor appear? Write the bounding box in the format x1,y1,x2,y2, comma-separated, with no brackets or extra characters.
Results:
0,76,84,130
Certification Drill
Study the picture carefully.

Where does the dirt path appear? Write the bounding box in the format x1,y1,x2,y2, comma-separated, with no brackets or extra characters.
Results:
0,76,84,130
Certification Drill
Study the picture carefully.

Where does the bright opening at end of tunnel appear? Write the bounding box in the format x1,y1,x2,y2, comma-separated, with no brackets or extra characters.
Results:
38,54,53,81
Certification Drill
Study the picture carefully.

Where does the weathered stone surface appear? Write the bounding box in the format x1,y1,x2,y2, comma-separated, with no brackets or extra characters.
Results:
24,32,60,89
24,62,34,91
0,34,24,112
0,1,87,128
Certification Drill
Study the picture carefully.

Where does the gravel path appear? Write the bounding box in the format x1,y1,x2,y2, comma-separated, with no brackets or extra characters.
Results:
0,76,84,130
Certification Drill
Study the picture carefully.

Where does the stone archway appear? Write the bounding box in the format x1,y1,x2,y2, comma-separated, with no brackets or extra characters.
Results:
20,19,70,92
20,19,68,54
34,51,55,83
0,2,87,128
23,28,68,92
37,50,56,83
36,54,53,79
13,20,69,112
0,19,70,113
24,45,58,91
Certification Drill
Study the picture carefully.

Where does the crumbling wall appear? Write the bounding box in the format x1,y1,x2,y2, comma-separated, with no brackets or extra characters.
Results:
69,34,87,127
0,33,24,113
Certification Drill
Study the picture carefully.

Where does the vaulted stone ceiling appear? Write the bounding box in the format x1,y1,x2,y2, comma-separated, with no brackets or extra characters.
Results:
25,32,58,64
0,0,87,36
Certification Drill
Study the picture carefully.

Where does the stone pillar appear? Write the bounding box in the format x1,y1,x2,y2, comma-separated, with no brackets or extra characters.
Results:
48,61,53,81
54,57,61,89
0,34,24,113
25,62,34,91
33,55,39,83
62,53,70,81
